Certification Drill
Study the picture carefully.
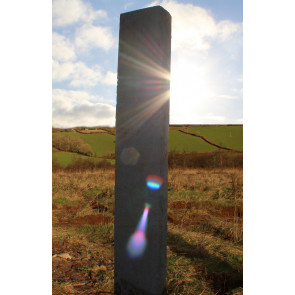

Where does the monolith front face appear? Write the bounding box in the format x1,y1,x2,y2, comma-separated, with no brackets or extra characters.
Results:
114,6,171,295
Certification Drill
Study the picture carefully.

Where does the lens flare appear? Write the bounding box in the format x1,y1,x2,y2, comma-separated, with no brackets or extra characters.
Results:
137,203,150,232
127,230,147,258
146,175,163,190
120,147,140,165
127,204,151,259
116,35,170,136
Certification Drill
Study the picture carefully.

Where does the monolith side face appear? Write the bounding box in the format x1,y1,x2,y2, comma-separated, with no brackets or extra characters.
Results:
114,6,171,295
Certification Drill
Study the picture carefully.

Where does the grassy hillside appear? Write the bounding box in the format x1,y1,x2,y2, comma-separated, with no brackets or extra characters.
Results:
169,129,218,152
52,132,115,157
52,125,243,167
52,151,114,167
53,151,81,167
186,125,243,151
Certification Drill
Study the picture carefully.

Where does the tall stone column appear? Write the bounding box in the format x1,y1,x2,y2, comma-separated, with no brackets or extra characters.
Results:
114,6,171,295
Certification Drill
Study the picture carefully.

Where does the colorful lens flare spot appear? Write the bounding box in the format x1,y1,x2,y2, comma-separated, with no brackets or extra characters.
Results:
146,175,163,190
126,204,151,259
127,230,147,259
138,204,150,232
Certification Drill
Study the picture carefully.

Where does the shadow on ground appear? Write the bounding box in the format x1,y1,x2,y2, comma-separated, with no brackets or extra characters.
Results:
167,231,243,294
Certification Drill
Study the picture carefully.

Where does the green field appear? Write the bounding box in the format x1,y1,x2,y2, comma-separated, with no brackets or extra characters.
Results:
186,125,243,151
53,151,82,166
53,125,243,167
52,151,115,167
169,129,218,152
52,132,115,157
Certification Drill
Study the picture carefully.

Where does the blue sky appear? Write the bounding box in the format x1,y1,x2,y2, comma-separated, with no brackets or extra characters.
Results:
52,0,243,127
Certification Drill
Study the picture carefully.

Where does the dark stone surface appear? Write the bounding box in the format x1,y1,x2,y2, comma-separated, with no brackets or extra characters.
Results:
115,5,171,295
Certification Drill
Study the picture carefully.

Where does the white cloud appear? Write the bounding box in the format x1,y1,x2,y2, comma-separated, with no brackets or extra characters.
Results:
217,20,242,41
53,88,97,107
52,60,103,86
52,89,115,127
75,24,115,52
52,32,76,62
52,60,118,87
52,0,107,27
147,0,243,124
102,71,117,85
52,60,75,81
70,62,103,86
205,113,227,123
149,0,242,52
215,94,239,99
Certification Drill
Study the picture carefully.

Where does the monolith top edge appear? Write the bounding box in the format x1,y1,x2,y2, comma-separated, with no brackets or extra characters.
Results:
120,5,171,18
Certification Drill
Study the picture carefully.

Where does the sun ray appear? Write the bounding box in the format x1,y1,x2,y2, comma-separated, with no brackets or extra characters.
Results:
116,35,171,141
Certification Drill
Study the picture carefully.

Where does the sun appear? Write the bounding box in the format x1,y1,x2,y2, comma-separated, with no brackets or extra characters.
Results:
169,59,213,122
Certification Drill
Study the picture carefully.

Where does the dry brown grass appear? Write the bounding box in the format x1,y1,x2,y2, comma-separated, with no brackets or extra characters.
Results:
52,168,242,294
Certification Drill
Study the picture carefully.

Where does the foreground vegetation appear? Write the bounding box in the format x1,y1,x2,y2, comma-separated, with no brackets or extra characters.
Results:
52,167,243,295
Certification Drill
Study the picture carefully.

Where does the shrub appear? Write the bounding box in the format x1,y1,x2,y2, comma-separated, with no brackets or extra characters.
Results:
52,158,114,172
52,134,93,156
168,150,243,169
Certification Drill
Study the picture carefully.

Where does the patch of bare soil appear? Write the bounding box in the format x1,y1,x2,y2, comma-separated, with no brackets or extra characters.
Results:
168,201,243,225
216,206,243,224
56,214,113,228
73,214,113,226
168,211,210,226
53,203,113,228
53,204,82,227
52,240,113,294
54,204,81,214
218,206,243,218
169,200,214,210
90,200,113,213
